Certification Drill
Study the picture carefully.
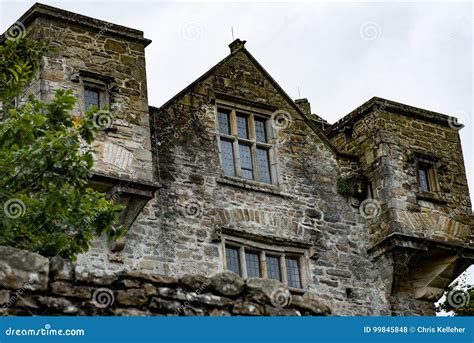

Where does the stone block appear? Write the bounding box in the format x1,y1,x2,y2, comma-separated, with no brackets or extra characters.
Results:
210,271,245,296
0,246,49,291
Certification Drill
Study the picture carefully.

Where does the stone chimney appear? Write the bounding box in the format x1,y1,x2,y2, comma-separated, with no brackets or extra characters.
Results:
295,98,311,115
229,39,246,53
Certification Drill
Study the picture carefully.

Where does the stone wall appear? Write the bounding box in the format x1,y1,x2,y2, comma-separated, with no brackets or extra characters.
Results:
22,4,154,184
16,4,163,277
326,98,473,315
327,99,472,247
5,4,471,317
0,246,330,316
150,47,391,316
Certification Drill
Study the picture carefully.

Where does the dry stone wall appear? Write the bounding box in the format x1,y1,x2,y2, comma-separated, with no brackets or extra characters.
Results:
0,246,330,316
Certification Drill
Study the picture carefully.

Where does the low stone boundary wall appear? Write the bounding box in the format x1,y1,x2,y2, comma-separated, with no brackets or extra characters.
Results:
0,246,330,316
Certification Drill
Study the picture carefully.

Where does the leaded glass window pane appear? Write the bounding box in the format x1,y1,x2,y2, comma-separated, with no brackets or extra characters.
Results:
226,247,241,275
218,110,231,135
221,140,235,176
245,252,260,277
85,89,99,110
237,114,248,139
255,119,267,142
419,167,430,192
257,148,271,184
286,257,301,288
239,144,253,180
267,256,281,281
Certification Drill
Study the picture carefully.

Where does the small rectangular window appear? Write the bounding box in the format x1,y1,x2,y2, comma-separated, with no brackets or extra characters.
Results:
225,247,241,275
239,144,254,180
256,148,271,184
286,257,302,288
221,140,235,177
245,252,261,277
255,118,267,142
85,88,100,110
236,114,249,139
419,166,431,192
266,255,281,281
218,110,231,135
417,158,439,194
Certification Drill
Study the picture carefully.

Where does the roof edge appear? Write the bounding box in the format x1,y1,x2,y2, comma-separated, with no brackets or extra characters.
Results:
156,45,339,155
1,2,152,46
325,97,463,138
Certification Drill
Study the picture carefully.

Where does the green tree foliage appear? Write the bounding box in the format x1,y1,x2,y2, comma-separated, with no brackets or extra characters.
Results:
436,281,474,316
0,37,125,259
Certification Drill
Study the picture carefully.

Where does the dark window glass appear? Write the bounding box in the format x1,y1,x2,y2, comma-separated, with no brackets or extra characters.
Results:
226,247,241,275
237,114,248,139
286,257,302,288
221,140,235,176
245,252,260,277
257,148,271,184
419,166,431,192
267,255,281,281
239,144,253,180
218,110,231,135
85,89,99,110
255,119,267,142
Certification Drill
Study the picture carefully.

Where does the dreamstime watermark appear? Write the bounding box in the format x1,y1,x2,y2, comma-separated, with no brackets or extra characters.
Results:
359,21,382,41
448,111,470,130
182,200,204,219
447,289,470,308
359,198,381,219
95,21,114,40
157,104,208,145
5,21,26,41
270,110,293,130
181,21,203,41
2,281,32,310
351,101,388,139
174,280,211,315
3,198,26,219
92,288,115,308
5,323,85,337
93,110,114,130
270,287,292,308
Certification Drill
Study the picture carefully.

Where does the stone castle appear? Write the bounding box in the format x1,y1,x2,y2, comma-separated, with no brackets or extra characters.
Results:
2,3,473,315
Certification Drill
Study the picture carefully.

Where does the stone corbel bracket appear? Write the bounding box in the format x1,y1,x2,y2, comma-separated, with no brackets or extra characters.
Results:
369,233,474,301
88,173,159,260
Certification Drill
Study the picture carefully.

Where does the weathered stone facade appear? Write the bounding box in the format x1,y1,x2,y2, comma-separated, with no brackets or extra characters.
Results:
2,3,473,316
326,99,474,315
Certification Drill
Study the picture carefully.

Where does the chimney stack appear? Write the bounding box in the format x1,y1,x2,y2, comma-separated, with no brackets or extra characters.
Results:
229,39,246,53
295,98,311,115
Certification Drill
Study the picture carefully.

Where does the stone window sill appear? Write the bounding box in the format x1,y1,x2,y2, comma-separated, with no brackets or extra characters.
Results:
288,287,307,295
416,192,447,205
216,176,293,198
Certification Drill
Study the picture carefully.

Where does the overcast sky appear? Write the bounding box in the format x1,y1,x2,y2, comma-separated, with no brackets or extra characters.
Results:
1,0,473,292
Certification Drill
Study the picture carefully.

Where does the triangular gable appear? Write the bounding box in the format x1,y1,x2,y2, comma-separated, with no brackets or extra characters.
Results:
157,41,338,154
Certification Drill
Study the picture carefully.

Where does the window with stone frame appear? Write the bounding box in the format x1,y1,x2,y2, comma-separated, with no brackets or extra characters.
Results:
84,87,100,110
216,105,275,184
83,82,109,112
71,70,112,114
223,242,306,290
416,157,439,194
